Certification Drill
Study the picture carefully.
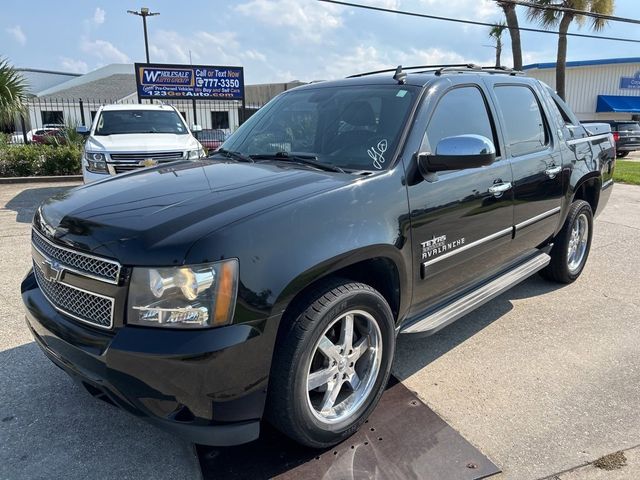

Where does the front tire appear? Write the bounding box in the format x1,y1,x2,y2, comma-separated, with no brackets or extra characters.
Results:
541,200,593,283
266,280,395,448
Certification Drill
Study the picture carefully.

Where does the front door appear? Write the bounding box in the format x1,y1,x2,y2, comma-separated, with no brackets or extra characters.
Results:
405,82,515,316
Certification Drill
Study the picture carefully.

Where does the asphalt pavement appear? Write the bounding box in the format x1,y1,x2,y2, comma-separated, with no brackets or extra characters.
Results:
0,180,638,480
0,181,202,480
395,183,640,479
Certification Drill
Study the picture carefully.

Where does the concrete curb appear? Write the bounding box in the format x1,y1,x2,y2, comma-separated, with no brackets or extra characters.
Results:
0,175,82,184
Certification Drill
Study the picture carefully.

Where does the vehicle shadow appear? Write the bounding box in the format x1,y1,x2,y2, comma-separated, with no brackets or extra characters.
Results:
4,185,77,224
0,342,200,480
394,274,564,381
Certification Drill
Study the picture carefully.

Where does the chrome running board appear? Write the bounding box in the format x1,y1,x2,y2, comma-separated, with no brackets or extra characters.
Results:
401,253,551,335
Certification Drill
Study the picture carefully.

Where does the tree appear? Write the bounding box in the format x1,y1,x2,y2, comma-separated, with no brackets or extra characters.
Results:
527,0,614,100
489,21,508,68
0,57,27,128
496,1,523,70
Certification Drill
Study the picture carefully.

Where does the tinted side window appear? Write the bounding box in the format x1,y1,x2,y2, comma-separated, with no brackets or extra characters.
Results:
495,85,548,157
425,86,497,155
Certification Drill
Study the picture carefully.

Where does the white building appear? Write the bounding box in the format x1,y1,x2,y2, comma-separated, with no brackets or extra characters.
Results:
524,57,640,121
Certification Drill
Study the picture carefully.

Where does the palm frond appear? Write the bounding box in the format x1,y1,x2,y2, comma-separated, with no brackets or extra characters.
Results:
0,57,28,126
526,0,561,27
589,0,615,31
489,20,507,38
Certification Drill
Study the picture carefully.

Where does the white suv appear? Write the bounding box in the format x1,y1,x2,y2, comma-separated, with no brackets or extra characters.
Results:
78,104,205,183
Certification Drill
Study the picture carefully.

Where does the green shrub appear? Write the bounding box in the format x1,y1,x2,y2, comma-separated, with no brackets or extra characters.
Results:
0,143,81,177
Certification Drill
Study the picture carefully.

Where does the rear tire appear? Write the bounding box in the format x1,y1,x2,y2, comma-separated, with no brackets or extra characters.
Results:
266,280,395,448
617,151,629,159
541,200,593,284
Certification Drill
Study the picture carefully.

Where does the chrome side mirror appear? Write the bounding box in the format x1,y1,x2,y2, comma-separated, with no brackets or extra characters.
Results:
418,134,496,174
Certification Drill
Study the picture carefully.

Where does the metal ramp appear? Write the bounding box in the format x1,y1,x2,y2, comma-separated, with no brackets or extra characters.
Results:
198,379,500,479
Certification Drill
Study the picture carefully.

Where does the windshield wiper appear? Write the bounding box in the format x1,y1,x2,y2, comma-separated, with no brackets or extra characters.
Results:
250,152,345,173
212,148,255,163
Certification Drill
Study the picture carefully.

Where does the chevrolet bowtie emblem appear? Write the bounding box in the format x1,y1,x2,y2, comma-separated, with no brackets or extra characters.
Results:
142,158,158,167
41,258,63,283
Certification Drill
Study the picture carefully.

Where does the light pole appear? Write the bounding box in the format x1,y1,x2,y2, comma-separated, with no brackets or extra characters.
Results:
127,7,160,63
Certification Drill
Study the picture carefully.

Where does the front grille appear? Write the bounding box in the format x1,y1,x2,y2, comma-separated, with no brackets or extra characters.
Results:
109,151,185,161
32,229,121,284
113,164,141,174
33,260,114,329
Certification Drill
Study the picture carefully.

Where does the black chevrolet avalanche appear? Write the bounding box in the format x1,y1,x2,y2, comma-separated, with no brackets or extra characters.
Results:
22,66,615,448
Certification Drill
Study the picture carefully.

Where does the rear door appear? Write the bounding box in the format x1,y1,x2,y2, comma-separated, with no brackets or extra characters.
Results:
487,79,564,250
405,79,515,314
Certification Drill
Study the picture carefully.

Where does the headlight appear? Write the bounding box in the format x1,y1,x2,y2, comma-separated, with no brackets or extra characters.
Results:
186,148,205,159
127,259,239,329
84,151,107,173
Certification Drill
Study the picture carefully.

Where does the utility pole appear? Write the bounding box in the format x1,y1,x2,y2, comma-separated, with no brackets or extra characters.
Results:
127,7,160,63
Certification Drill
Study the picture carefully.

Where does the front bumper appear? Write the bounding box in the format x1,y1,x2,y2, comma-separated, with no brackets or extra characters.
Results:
22,271,277,446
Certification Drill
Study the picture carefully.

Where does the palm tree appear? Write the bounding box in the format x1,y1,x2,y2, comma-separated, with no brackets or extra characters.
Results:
489,21,508,68
0,57,28,128
496,1,523,70
527,0,615,100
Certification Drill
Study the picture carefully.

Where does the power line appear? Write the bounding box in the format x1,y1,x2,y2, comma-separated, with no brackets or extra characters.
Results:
318,0,640,44
498,0,640,26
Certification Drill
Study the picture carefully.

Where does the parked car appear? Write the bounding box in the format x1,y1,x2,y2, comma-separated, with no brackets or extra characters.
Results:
196,128,228,152
584,120,640,158
18,127,58,144
23,66,614,449
76,104,206,183
32,128,67,145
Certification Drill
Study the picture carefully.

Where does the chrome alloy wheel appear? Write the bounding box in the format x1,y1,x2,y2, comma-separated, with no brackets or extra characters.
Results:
567,212,589,273
305,310,382,425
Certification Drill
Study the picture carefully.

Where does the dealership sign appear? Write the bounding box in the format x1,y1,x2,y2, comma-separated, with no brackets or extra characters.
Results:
620,71,640,90
135,63,244,100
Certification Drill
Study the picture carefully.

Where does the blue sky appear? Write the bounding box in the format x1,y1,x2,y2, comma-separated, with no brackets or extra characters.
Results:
3,0,639,84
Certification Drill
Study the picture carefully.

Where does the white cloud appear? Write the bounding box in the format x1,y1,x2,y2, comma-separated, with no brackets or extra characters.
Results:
314,45,491,81
60,57,89,74
235,0,343,42
81,39,130,63
149,30,242,65
243,49,267,63
419,0,499,22
93,7,106,25
6,25,26,45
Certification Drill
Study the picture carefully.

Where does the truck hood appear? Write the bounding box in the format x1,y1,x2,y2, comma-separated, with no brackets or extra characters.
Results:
86,133,200,153
35,160,350,265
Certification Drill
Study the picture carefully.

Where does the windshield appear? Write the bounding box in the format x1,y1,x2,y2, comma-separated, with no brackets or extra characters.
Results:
222,85,419,171
619,122,640,132
94,109,188,136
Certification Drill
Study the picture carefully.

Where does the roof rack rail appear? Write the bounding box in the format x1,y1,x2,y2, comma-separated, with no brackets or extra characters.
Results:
347,64,525,80
434,65,525,76
347,64,475,78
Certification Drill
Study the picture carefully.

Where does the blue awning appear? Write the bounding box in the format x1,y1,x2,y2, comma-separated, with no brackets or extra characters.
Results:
597,95,640,113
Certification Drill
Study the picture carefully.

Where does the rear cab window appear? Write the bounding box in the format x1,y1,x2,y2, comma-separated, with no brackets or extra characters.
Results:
618,122,640,133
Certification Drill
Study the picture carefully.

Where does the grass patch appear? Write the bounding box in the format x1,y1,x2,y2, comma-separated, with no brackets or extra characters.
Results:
614,160,640,185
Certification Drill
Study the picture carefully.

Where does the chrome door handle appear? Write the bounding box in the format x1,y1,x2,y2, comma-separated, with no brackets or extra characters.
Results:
488,182,512,197
545,166,562,179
